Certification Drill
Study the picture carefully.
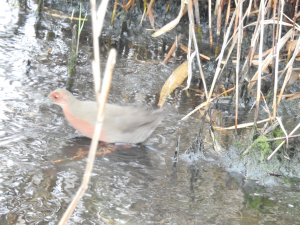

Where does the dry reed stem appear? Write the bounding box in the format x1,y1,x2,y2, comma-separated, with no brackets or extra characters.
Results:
58,0,113,224
214,0,220,14
181,85,237,120
271,0,277,90
217,11,276,64
254,0,265,124
276,116,289,147
245,0,254,16
272,0,284,118
242,142,256,156
45,13,88,21
287,0,299,61
277,37,300,106
186,0,193,90
268,122,300,160
163,34,182,63
205,4,237,109
193,0,201,27
186,19,193,90
217,4,221,36
245,19,300,29
233,3,239,41
219,36,237,77
58,49,116,224
261,91,273,123
145,0,155,17
244,0,274,73
182,71,276,121
278,15,300,76
152,0,185,37
244,4,262,84
185,51,197,90
266,134,300,142
187,0,208,97
91,0,103,102
208,0,213,47
180,45,210,60
188,0,194,26
216,0,256,68
210,129,221,154
248,28,293,91
96,0,109,37
225,0,231,29
214,118,271,130
125,0,135,10
111,0,118,25
235,0,243,132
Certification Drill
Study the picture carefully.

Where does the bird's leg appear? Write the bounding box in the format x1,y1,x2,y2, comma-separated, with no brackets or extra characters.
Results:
96,142,117,155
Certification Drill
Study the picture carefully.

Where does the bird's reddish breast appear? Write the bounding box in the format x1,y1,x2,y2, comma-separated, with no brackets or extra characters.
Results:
62,106,108,141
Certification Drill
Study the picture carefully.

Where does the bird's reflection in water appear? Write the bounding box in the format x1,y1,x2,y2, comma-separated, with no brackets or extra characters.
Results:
48,137,154,167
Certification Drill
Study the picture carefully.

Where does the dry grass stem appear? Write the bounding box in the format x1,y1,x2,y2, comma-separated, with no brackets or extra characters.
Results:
187,0,208,97
58,0,114,224
267,122,300,160
181,85,237,120
225,0,231,29
287,0,299,61
152,0,185,37
210,129,221,153
208,0,213,46
125,0,135,10
248,29,293,91
272,0,284,119
277,38,300,105
96,0,110,37
254,0,264,123
276,117,289,147
58,48,116,224
266,134,300,142
111,0,118,25
213,118,271,130
180,45,210,60
261,91,272,123
235,0,243,132
45,13,88,21
217,4,221,36
145,0,155,17
205,4,237,109
193,0,201,27
163,34,182,63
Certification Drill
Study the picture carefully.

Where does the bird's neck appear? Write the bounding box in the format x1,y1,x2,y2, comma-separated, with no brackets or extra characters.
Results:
62,97,81,115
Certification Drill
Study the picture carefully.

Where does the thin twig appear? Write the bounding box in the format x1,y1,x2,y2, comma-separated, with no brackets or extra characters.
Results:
272,0,284,119
235,0,243,132
254,0,264,123
193,0,201,27
205,4,237,109
187,0,208,97
267,122,300,160
58,0,112,224
208,0,212,46
266,134,300,142
286,0,299,61
58,49,116,225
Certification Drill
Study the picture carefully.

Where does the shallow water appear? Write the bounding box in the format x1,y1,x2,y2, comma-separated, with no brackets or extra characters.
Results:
1,1,300,224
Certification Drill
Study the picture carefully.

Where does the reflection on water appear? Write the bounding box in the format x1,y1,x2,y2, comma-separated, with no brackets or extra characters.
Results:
0,1,300,224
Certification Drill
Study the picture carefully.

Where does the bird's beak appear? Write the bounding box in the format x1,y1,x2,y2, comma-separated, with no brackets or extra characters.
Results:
45,97,53,104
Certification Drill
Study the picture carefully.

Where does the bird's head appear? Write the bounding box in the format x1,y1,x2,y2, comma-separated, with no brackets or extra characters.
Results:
49,89,73,107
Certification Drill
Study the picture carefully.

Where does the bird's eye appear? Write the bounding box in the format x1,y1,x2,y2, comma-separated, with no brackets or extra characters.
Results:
54,95,58,99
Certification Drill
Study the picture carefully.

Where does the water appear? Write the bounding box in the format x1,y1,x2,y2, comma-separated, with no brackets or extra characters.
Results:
1,0,300,224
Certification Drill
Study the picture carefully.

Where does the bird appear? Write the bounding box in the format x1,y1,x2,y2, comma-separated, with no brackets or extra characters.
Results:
48,89,163,144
